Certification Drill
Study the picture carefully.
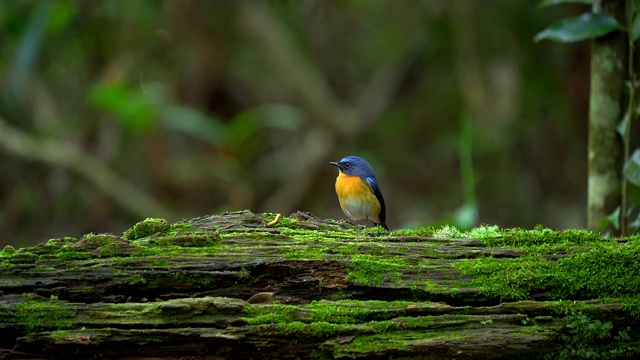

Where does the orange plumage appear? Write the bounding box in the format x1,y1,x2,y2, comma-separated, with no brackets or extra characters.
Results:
335,172,382,224
330,155,388,230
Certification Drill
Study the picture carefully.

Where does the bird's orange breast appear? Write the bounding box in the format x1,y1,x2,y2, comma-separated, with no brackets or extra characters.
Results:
335,172,371,199
334,172,381,222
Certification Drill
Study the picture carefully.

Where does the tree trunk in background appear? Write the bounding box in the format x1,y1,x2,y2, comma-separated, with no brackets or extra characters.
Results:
587,0,625,231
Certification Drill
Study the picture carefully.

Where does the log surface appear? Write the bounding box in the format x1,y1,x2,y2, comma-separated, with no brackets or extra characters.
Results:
1,210,639,359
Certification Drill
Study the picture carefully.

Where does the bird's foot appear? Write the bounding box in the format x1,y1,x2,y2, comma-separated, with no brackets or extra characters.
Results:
342,219,366,229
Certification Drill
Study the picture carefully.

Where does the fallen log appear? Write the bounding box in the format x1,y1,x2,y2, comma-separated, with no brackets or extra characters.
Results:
1,210,639,359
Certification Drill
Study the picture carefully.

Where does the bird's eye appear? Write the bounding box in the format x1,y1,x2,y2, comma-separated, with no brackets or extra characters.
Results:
343,162,350,168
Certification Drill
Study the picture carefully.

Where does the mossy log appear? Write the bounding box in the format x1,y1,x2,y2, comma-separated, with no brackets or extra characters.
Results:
1,210,640,359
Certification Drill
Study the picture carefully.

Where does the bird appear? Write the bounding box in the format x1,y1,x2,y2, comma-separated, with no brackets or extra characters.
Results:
329,156,389,231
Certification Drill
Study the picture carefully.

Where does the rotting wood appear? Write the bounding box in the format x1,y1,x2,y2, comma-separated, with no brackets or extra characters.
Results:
1,210,639,359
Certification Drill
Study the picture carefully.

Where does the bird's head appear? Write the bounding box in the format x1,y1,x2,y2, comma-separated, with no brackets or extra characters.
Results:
329,156,376,177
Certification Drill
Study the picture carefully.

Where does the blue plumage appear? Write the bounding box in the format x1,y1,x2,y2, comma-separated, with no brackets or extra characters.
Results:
329,156,389,231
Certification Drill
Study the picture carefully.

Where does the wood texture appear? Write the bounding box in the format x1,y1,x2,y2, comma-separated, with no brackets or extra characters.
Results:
1,211,639,359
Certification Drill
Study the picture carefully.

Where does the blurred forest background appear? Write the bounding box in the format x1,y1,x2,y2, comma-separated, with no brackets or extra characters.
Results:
1,1,592,247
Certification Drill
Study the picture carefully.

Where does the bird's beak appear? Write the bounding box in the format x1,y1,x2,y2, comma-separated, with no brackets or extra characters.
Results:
329,161,340,169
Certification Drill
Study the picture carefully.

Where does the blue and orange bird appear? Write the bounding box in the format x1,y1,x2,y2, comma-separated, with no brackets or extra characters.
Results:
330,156,389,231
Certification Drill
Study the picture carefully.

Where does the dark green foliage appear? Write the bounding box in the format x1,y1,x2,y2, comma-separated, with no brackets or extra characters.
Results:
535,13,624,42
549,314,640,360
0,1,600,247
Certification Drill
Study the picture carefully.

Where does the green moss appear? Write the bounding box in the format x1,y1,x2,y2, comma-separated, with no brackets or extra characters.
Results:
13,296,76,333
44,237,78,248
169,221,195,233
83,233,121,243
284,246,329,260
147,257,170,267
244,299,445,327
421,280,448,294
389,227,436,237
49,330,72,344
554,244,640,298
454,239,640,301
121,268,222,290
128,274,147,285
454,255,553,300
149,232,221,247
280,228,332,240
56,250,92,261
544,299,602,317
7,251,39,263
2,245,15,255
245,307,448,349
262,213,300,229
81,286,97,296
123,218,170,240
276,226,411,260
560,229,603,243
346,254,405,286
248,316,425,338
469,225,501,239
328,332,420,358
132,241,225,258
434,225,466,239
362,227,389,236
483,227,603,247
265,320,308,335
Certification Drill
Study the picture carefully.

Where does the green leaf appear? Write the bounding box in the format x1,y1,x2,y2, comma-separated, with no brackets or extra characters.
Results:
631,12,640,42
534,13,624,43
624,149,640,186
603,206,620,231
254,104,306,131
160,106,227,146
628,206,640,231
540,0,597,7
617,112,631,139
453,202,478,230
88,82,155,132
46,1,74,34
617,117,628,138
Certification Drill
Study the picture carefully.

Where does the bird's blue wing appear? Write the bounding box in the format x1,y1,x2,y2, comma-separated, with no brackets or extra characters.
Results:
366,176,387,229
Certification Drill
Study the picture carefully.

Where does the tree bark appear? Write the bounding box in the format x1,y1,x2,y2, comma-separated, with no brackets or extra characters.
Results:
587,0,625,231
1,210,639,359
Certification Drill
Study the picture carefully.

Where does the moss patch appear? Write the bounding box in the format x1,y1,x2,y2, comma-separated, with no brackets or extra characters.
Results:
454,238,640,301
243,299,444,326
346,254,406,286
11,296,76,333
262,213,300,229
123,218,171,240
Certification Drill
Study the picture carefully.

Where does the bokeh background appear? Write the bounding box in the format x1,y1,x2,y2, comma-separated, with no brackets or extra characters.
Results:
1,1,591,247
